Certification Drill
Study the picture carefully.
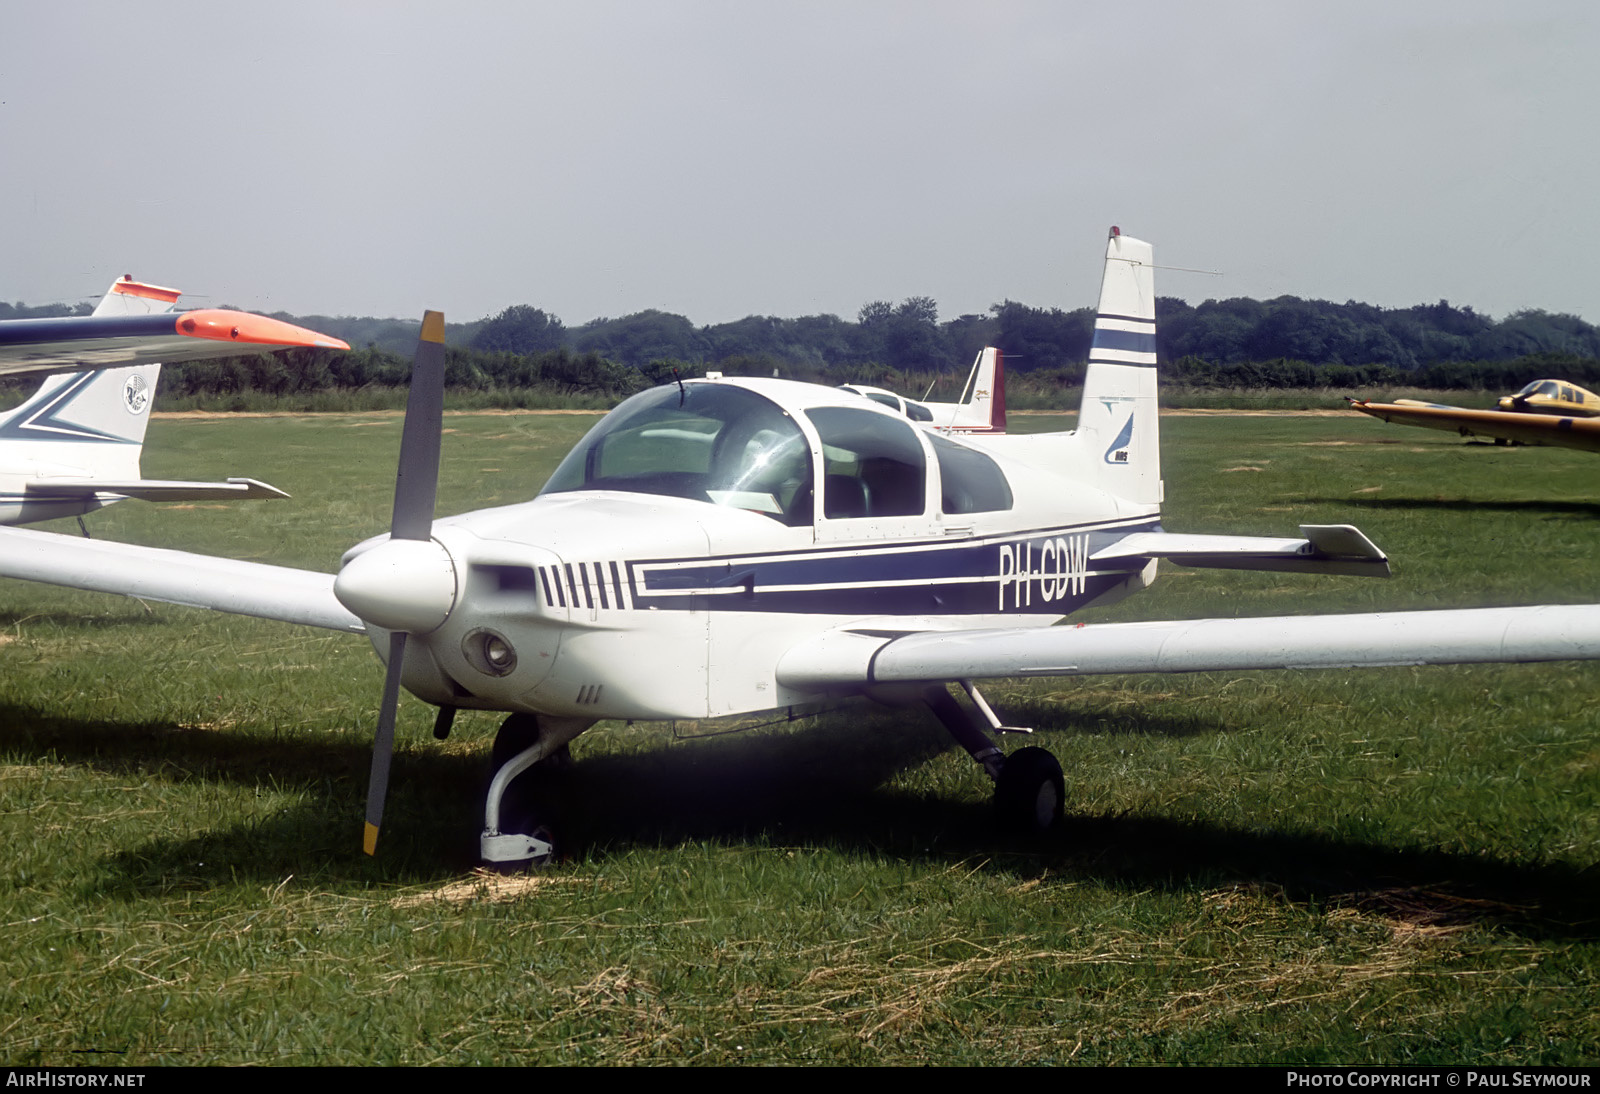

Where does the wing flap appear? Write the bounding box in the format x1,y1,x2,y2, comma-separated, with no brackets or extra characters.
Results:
0,526,362,633
776,605,1600,689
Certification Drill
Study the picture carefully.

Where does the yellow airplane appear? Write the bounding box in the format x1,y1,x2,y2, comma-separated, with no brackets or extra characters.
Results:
1347,379,1600,454
1495,378,1600,416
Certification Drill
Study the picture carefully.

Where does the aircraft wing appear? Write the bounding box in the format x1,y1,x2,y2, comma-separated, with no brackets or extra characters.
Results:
775,605,1600,690
1347,398,1600,454
0,525,361,633
0,311,351,376
25,478,290,502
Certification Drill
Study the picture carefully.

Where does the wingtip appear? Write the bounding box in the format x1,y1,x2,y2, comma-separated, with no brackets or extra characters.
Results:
177,310,351,352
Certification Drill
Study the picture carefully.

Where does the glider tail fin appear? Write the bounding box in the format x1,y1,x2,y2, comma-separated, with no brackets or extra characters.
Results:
0,278,182,484
92,276,182,319
951,346,1006,433
1075,227,1161,507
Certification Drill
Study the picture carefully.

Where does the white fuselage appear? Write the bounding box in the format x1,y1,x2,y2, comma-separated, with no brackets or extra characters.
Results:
370,378,1160,722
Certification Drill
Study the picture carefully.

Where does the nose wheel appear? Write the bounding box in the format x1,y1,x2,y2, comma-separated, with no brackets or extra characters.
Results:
480,713,591,870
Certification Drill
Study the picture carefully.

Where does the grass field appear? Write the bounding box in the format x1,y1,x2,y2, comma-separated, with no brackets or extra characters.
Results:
0,407,1596,1065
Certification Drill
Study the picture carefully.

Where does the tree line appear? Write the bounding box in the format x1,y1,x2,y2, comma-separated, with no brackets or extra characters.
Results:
6,290,1600,408
285,294,1600,376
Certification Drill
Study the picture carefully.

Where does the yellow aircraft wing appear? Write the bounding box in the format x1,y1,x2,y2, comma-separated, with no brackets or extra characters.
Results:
1347,398,1600,454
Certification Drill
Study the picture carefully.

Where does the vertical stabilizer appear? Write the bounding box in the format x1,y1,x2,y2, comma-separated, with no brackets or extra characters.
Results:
0,279,180,500
93,276,182,319
935,347,1008,433
1075,228,1160,506
986,348,1006,433
960,347,1006,433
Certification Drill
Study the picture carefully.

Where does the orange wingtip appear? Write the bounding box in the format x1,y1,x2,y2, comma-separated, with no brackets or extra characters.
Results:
175,309,351,351
112,277,182,304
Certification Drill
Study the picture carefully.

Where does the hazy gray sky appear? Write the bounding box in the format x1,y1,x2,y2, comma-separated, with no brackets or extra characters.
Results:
3,1,1595,326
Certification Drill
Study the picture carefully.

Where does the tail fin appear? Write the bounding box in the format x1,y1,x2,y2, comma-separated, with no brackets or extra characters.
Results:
943,347,1007,433
0,277,293,524
0,280,178,521
93,276,182,318
1074,227,1160,506
0,278,179,463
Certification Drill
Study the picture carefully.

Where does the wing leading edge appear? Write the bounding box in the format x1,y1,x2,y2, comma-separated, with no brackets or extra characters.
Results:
775,605,1600,690
0,525,361,633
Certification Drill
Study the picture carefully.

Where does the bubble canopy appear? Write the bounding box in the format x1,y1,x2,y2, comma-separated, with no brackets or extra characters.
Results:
540,383,815,525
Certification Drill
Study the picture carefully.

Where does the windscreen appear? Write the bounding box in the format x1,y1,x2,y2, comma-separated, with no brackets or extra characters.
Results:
541,384,814,525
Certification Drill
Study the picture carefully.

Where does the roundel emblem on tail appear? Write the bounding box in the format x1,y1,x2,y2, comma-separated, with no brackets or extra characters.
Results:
122,374,151,415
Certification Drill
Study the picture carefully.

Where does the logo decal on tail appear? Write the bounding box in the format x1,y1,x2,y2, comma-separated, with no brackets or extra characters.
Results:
1103,413,1133,465
122,374,150,415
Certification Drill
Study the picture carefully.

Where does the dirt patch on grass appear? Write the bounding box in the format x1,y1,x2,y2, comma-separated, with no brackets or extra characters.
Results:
1337,886,1525,934
390,870,587,907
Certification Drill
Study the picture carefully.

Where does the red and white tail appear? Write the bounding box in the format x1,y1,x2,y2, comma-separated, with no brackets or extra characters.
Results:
937,347,1007,434
93,276,182,318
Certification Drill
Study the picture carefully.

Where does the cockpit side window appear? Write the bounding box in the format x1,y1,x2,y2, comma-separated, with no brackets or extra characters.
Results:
804,407,926,519
929,434,1013,513
541,384,813,525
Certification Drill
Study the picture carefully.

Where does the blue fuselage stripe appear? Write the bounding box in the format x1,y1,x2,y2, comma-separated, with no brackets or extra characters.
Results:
1090,329,1157,355
628,519,1159,616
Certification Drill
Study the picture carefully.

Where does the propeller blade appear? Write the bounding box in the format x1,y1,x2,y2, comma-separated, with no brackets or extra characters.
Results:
390,311,447,542
364,630,408,855
362,311,447,855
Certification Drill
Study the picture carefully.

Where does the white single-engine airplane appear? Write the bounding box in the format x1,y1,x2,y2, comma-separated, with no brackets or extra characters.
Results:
841,345,1008,433
0,276,350,525
0,229,1596,870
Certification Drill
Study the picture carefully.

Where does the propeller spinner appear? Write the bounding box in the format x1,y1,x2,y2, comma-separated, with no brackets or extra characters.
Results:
332,310,455,855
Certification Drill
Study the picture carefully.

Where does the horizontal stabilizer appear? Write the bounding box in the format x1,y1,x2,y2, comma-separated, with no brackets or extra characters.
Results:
26,477,290,502
775,604,1600,689
1097,524,1390,577
0,526,362,633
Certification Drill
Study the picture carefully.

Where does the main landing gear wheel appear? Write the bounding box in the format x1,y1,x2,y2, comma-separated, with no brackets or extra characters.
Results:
994,746,1065,835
